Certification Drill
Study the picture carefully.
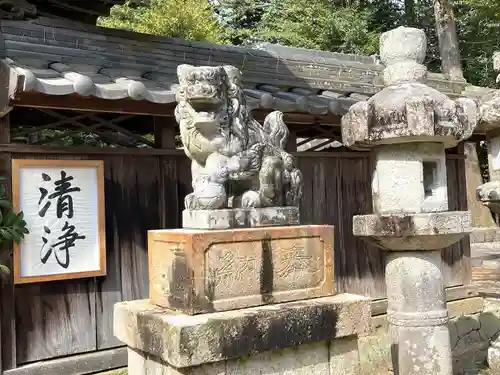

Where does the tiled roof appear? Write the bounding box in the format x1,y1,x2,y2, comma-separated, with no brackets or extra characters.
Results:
1,17,473,117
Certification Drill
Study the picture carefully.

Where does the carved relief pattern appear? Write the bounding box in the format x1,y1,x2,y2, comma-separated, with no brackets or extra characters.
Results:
205,238,323,300
276,244,319,278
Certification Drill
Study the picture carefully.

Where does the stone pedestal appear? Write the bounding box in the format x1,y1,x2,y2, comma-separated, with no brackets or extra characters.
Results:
386,251,452,375
114,294,371,375
149,225,335,314
116,219,371,373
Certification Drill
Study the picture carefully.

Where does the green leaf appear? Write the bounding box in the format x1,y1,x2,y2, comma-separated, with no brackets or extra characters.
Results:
5,212,16,227
1,229,13,241
0,264,10,275
0,200,13,209
7,228,21,244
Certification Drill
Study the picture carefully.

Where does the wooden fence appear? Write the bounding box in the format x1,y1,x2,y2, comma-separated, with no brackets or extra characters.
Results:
0,145,470,372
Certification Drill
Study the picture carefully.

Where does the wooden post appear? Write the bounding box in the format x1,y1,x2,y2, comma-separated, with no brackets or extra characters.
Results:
154,117,179,229
434,0,464,80
0,113,15,371
286,130,297,153
405,0,416,26
154,117,176,149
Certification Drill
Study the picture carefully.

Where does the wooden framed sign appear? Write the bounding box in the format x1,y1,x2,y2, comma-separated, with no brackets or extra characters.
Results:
12,159,106,284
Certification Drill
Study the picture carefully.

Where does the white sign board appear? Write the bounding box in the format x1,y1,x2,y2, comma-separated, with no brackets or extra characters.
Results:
12,160,106,284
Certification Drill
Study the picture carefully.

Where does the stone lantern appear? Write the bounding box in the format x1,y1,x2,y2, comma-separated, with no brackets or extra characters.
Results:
341,27,478,375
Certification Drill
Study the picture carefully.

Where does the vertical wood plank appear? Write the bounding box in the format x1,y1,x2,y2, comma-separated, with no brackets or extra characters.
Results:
15,280,97,363
176,156,192,223
312,159,327,224
296,157,315,225
154,118,178,229
463,142,495,227
162,157,179,229
336,155,386,298
0,113,15,371
154,117,176,150
324,157,339,227
442,158,465,287
286,131,297,152
456,144,472,286
96,156,123,349
120,156,161,302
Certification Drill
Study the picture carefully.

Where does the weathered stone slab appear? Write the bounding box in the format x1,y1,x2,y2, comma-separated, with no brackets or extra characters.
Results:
148,225,335,314
352,211,472,250
114,294,371,368
470,227,500,244
182,207,300,230
127,340,334,375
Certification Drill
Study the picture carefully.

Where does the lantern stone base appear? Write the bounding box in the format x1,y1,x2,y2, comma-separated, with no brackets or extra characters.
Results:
148,225,335,315
352,211,471,250
114,294,371,374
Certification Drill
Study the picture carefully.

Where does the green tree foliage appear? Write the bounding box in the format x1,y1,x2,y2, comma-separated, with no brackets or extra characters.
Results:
214,0,268,45
215,0,382,54
98,0,224,43
0,178,28,275
255,0,379,55
455,0,500,87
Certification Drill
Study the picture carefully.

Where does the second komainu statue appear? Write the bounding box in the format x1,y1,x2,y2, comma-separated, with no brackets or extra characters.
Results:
174,64,303,211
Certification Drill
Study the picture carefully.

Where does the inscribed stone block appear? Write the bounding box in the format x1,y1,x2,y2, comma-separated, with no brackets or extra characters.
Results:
148,225,335,314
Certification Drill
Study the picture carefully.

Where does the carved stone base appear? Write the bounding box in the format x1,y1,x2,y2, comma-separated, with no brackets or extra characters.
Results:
352,211,472,250
182,206,300,229
148,225,335,314
386,250,453,375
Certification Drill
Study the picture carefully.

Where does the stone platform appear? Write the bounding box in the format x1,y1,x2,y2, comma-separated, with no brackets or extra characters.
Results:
182,206,300,230
149,225,335,314
114,294,371,373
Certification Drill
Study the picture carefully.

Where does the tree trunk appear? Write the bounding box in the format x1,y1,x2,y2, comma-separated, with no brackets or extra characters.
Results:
434,0,463,80
404,0,416,26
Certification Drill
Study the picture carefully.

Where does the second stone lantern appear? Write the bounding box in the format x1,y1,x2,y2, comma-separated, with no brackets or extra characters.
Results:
342,27,478,375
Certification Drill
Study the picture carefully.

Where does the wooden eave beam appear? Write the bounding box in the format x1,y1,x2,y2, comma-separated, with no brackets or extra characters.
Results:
11,93,345,126
11,92,177,117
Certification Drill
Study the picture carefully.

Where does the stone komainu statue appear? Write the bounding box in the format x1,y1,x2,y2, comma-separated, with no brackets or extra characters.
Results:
174,64,303,211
